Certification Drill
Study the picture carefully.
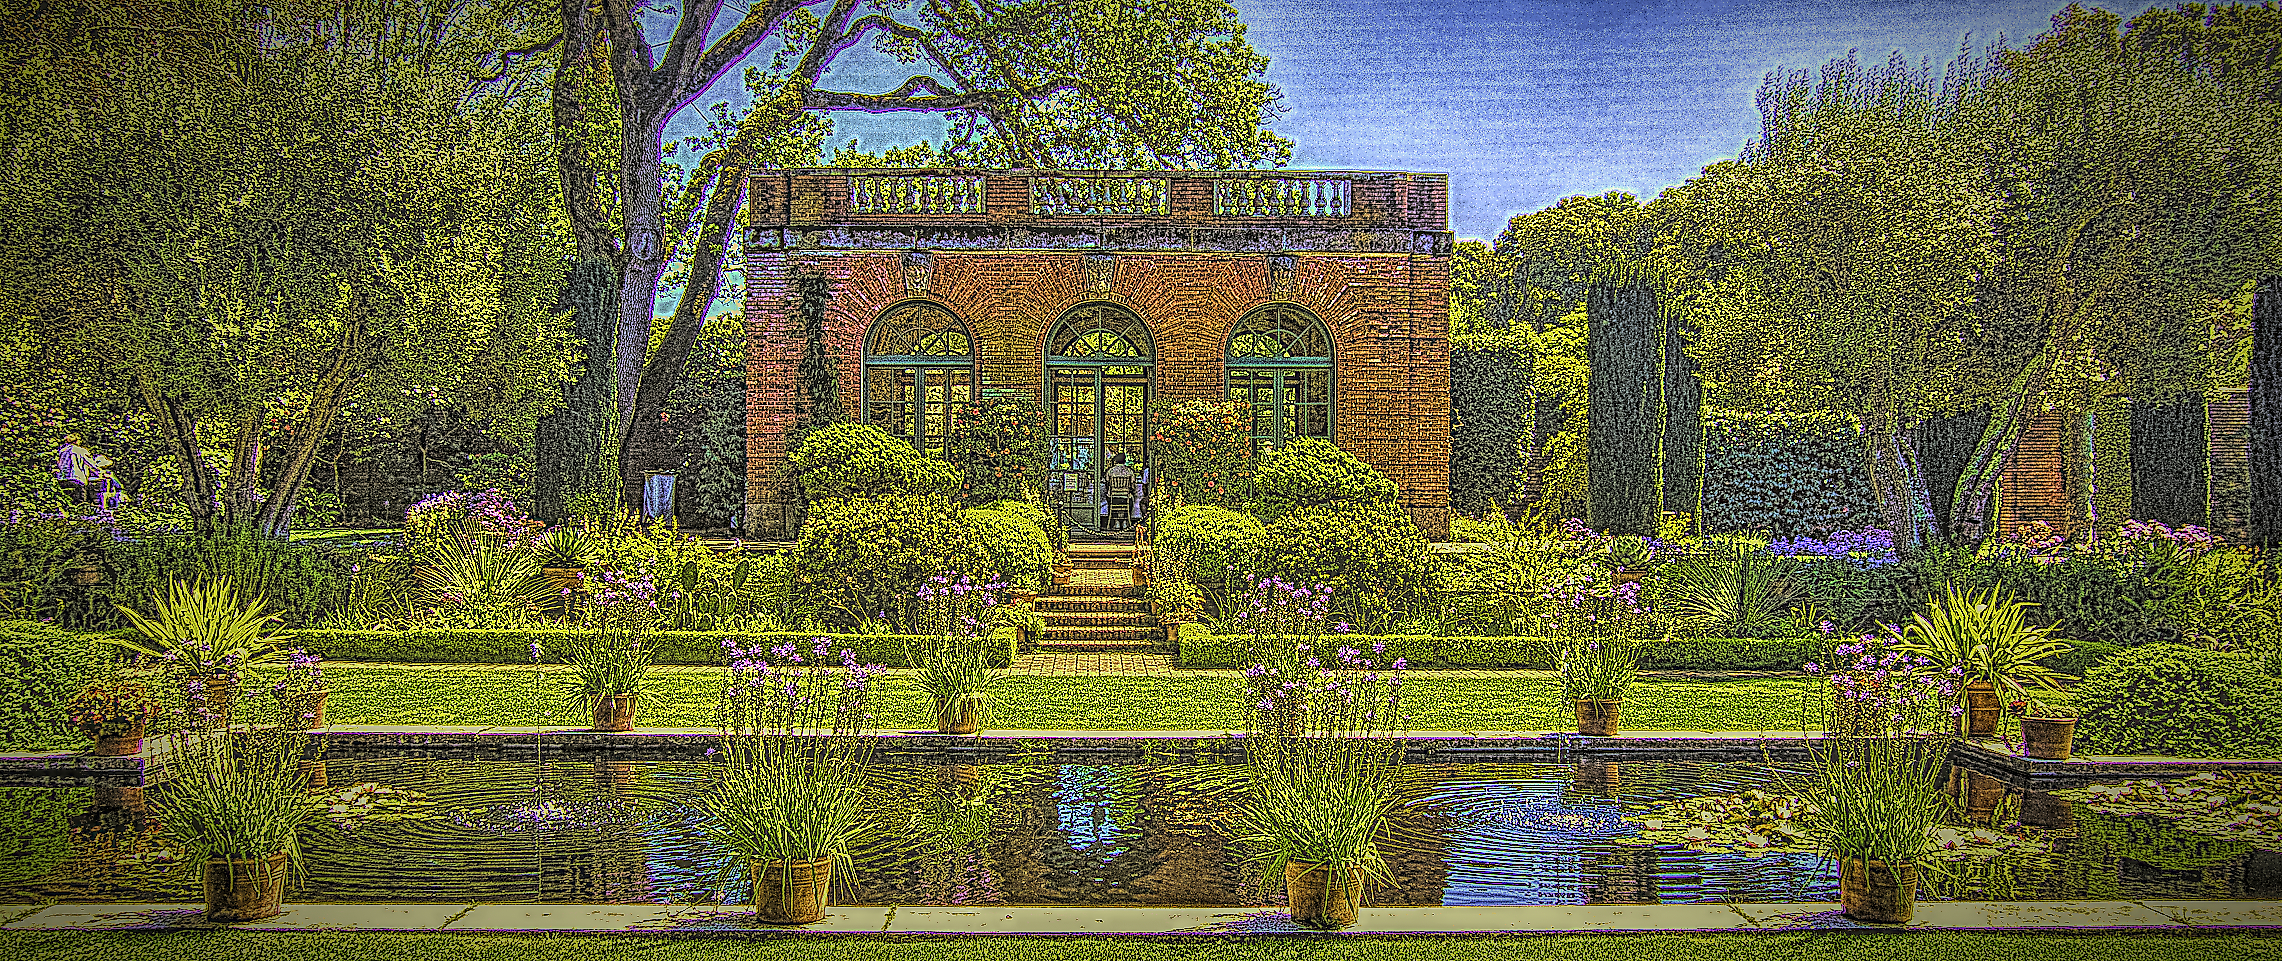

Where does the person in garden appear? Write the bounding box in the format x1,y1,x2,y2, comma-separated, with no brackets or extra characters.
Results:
55,434,117,508
1104,451,1137,532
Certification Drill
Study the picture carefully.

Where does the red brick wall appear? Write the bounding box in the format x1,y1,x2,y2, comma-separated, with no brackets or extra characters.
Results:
741,170,1453,539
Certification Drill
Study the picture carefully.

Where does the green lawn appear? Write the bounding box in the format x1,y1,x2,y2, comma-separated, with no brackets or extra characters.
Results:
244,663,1831,733
0,932,2272,961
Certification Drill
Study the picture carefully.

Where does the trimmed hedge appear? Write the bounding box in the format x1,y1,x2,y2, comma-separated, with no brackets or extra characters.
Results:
1449,331,1532,517
274,627,1018,669
0,621,106,749
1178,630,1818,671
1585,275,1662,535
1701,408,1879,538
2077,643,2282,759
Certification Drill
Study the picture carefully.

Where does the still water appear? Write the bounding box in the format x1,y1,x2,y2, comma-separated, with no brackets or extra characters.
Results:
5,758,2272,906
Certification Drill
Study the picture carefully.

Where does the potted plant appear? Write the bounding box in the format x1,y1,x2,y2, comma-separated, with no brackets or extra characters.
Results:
107,577,287,730
535,523,597,618
907,574,1003,735
2015,697,2077,760
1235,587,1406,930
1540,571,1650,736
1897,586,2072,738
701,637,884,925
1790,660,1955,924
67,676,152,756
270,649,328,731
561,567,658,732
151,711,315,922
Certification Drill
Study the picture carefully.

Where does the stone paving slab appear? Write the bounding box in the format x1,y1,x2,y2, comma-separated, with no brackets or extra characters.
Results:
2137,900,2282,928
237,903,472,931
9,900,2274,934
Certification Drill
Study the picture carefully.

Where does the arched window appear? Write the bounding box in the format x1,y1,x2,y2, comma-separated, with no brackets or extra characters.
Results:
863,300,975,458
1225,305,1333,451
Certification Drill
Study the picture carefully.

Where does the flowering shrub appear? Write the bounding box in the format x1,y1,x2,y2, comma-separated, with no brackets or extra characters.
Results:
1803,627,1961,736
1768,527,1897,567
66,679,151,736
404,489,539,561
943,397,1048,505
271,648,325,696
1149,399,1255,508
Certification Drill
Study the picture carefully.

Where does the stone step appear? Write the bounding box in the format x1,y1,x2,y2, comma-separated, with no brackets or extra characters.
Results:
1050,583,1141,598
1035,596,1148,612
1038,612,1150,628
1040,625,1159,643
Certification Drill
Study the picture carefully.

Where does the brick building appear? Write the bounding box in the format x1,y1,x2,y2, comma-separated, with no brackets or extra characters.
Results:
739,169,1456,540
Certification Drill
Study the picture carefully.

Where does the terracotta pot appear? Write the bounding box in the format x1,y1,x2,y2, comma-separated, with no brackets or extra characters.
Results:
298,758,329,791
1574,699,1622,736
93,785,145,810
2022,716,2076,760
1284,859,1364,929
203,851,289,922
751,858,833,924
1838,857,1916,924
938,763,983,798
934,695,981,735
280,689,329,731
1963,681,2000,737
591,693,637,732
542,568,584,618
67,565,105,586
87,723,147,757
1611,569,1646,584
189,674,238,728
1961,770,2006,824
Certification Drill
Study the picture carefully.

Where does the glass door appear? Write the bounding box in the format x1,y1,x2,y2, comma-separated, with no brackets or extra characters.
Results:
1047,365,1149,534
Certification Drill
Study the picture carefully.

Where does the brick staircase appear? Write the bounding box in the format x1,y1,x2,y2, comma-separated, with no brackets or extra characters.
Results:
1035,543,1159,651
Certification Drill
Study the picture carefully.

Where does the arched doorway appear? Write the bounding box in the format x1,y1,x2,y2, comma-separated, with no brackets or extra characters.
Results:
1043,302,1152,535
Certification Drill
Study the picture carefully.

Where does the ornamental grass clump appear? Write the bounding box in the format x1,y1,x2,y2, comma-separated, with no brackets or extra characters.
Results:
555,566,657,711
1538,571,1653,703
701,637,885,914
905,573,1005,731
1232,576,1407,925
109,576,285,680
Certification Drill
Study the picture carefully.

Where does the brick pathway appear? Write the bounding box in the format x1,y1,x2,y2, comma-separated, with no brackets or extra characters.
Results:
1008,652,1193,676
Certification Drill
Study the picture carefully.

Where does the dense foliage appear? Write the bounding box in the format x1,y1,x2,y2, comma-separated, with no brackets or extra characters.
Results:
959,503,1056,593
1251,438,1398,521
0,621,103,750
791,496,986,629
1257,503,1437,627
944,397,1050,506
2077,644,2282,759
1154,505,1268,610
789,424,960,504
1148,398,1255,508
1700,409,1880,538
1449,331,1533,517
1585,274,1663,535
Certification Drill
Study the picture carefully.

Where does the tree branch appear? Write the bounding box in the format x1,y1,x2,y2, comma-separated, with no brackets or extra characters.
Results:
804,80,1042,113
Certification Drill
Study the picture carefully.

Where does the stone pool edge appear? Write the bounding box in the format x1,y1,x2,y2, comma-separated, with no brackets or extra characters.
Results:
0,899,2274,934
8,728,2279,787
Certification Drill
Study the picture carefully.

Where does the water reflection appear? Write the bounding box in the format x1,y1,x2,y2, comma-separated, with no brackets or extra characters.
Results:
0,758,2269,907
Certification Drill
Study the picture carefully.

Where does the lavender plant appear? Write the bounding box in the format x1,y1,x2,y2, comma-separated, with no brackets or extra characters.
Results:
1803,627,1962,737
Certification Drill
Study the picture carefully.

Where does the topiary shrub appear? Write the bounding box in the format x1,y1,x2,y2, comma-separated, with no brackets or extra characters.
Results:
1155,505,1267,598
790,423,959,503
792,496,986,629
981,498,1064,556
961,503,1054,592
1252,438,1398,521
1450,331,1533,518
1257,503,1438,627
2077,644,2282,759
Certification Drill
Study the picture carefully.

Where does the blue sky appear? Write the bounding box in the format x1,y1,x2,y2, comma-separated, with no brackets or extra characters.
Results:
655,0,2162,311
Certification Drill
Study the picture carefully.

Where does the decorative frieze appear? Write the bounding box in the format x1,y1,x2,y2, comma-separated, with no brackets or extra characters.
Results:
1030,177,1170,216
848,176,985,215
1214,178,1352,217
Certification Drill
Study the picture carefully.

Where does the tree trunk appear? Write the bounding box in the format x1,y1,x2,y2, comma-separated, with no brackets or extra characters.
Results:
1947,352,2053,547
611,101,672,447
1913,408,1990,544
2252,275,2282,546
621,163,746,509
135,380,218,534
1861,410,1929,556
222,406,261,533
255,333,363,539
533,257,622,524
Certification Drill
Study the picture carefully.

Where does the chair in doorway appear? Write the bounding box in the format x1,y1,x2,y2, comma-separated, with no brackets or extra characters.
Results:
1103,469,1136,532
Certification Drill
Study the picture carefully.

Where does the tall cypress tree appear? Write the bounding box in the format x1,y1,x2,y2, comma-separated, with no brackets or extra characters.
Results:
1587,273,1662,535
2253,278,2282,546
531,258,619,524
2132,391,2208,528
1660,308,1702,522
